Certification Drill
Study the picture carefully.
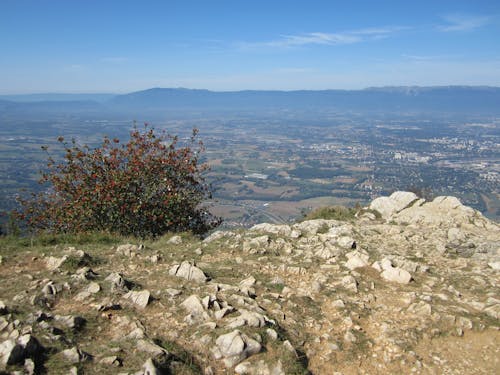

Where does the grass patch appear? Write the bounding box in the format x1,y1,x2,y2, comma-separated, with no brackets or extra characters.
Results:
300,206,357,222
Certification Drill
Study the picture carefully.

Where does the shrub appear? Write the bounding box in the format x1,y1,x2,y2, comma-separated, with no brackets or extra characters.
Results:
17,125,220,237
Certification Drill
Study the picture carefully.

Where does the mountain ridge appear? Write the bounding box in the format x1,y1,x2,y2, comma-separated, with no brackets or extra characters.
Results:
1,86,499,114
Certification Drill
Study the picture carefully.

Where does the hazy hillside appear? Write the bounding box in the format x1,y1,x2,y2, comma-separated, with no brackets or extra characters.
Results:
108,86,500,113
1,86,500,115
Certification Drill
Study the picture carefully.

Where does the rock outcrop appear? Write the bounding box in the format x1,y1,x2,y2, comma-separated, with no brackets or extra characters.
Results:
0,192,498,374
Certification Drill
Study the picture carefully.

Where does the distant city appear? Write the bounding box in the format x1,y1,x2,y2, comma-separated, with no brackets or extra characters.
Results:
0,87,499,227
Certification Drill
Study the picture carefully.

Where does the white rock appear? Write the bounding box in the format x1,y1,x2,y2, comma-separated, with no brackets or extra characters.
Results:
381,267,412,284
380,258,393,271
116,243,140,256
213,330,261,368
122,290,150,309
45,255,68,271
407,301,432,316
169,261,208,282
61,347,91,364
86,282,101,294
369,191,418,219
226,309,272,328
488,261,500,270
142,357,160,375
337,236,356,249
371,261,382,272
105,272,129,292
250,223,292,237
341,275,358,293
167,235,182,245
137,339,167,356
345,255,369,270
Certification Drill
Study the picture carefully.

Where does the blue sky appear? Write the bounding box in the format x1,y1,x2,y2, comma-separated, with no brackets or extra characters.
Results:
1,0,499,93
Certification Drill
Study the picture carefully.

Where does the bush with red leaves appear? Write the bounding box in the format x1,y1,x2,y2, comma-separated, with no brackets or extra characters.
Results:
17,126,220,237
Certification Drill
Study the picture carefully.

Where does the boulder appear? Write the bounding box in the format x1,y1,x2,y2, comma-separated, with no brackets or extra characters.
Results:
116,243,141,257
0,335,42,366
393,195,488,227
212,330,261,368
61,346,92,363
169,261,208,283
381,267,412,284
122,290,151,309
250,223,293,237
226,309,273,328
369,191,419,219
105,272,130,292
345,254,369,270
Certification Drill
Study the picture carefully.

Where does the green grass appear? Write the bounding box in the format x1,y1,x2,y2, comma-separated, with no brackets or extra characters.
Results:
300,206,357,222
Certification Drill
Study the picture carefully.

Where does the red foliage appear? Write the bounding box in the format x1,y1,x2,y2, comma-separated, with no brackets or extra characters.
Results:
17,125,220,237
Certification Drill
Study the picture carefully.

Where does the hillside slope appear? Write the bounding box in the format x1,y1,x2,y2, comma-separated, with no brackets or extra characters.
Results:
0,192,499,374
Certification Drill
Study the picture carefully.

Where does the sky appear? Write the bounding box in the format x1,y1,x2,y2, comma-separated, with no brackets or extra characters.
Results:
1,0,499,93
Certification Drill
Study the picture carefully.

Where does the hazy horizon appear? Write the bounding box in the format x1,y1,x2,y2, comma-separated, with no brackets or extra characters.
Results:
2,84,500,98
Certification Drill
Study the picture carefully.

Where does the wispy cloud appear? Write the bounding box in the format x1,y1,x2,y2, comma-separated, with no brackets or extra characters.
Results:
438,14,490,32
240,26,408,49
401,54,460,62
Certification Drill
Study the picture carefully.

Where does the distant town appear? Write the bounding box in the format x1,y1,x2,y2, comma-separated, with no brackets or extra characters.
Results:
0,104,498,229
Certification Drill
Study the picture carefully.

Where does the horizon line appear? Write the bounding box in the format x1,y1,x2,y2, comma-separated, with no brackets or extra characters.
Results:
1,84,500,96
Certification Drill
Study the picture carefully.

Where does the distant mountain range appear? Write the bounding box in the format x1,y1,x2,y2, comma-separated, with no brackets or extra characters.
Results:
1,86,500,114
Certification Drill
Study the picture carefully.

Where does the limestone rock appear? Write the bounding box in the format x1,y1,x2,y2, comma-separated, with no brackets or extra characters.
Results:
408,301,432,316
337,236,356,249
167,235,182,245
235,359,284,375
181,295,210,322
73,267,98,281
122,290,151,309
45,255,68,271
393,195,487,227
381,267,412,284
212,330,261,368
181,295,205,315
41,281,64,297
0,335,42,366
345,254,369,270
142,357,162,375
369,191,418,219
54,315,86,330
250,223,292,237
105,272,130,292
341,275,358,293
169,261,208,282
226,309,273,328
116,243,141,257
488,261,500,270
203,230,235,243
99,355,122,366
137,339,168,356
61,346,92,364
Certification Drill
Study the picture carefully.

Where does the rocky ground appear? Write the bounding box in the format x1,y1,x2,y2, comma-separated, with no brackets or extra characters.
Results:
0,192,499,374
